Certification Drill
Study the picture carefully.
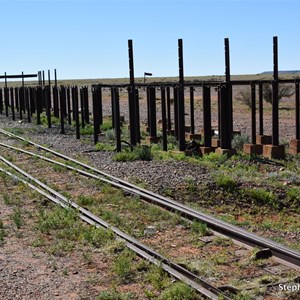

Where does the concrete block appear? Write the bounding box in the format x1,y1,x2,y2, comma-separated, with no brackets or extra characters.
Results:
256,135,272,145
243,144,263,155
211,138,220,148
289,139,300,155
215,148,236,157
146,136,161,144
185,133,202,141
200,147,215,155
263,144,285,159
200,128,215,136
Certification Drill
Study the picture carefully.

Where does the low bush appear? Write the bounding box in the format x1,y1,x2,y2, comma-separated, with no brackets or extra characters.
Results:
158,282,197,300
113,145,152,162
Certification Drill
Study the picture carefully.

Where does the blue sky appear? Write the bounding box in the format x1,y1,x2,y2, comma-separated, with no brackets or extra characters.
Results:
1,0,299,79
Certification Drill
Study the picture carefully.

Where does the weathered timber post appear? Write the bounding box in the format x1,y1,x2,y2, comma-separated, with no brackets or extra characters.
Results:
0,89,3,114
92,86,101,144
73,86,80,139
177,39,186,151
10,88,15,121
59,86,66,134
53,69,59,118
263,36,285,158
83,86,89,124
161,86,167,151
216,38,234,155
148,86,158,142
67,86,71,125
200,84,214,155
166,86,172,132
112,87,121,152
46,70,51,128
128,39,137,146
189,87,195,135
36,86,42,125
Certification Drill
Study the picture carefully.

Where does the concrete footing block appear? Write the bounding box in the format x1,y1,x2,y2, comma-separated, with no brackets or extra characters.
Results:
289,139,300,154
215,148,236,157
200,128,215,136
185,133,202,141
256,135,272,145
199,147,215,155
243,144,263,155
146,136,161,144
263,144,285,159
211,138,220,148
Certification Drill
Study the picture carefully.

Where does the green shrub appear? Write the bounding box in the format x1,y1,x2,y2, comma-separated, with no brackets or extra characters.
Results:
12,208,23,229
0,219,5,244
158,282,197,300
100,119,113,131
214,174,237,191
202,152,228,165
190,221,209,236
77,195,94,206
3,194,11,205
80,124,94,135
104,129,116,141
146,265,171,290
246,188,278,207
97,290,136,300
113,150,137,162
113,145,152,162
232,135,250,151
81,227,114,248
95,142,115,151
112,250,136,282
133,145,152,160
233,292,253,300
37,207,77,234
286,187,300,206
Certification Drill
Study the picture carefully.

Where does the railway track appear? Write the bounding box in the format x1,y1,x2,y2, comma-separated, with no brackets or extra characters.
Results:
0,162,226,300
0,128,299,299
0,136,228,299
0,128,299,270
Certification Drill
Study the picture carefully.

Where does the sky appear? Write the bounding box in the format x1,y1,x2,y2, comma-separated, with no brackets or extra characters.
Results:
0,0,300,80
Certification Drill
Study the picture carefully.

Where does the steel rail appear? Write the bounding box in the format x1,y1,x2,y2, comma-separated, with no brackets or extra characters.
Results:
0,157,226,300
0,129,300,268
